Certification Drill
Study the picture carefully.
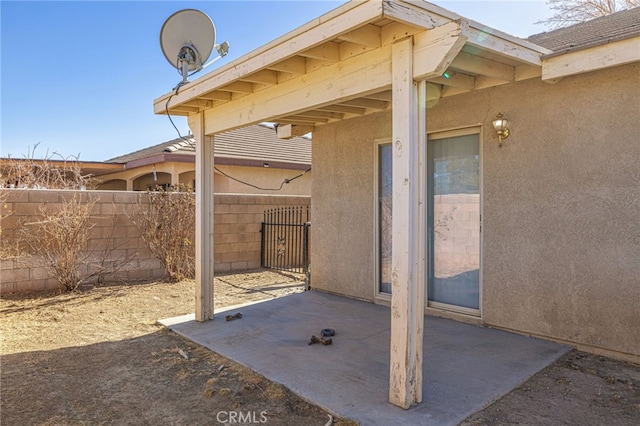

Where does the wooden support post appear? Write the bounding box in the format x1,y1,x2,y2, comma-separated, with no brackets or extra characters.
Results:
389,36,425,409
189,112,215,321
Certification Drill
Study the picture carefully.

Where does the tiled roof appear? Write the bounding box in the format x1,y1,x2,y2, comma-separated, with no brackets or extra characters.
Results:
528,7,640,56
106,140,181,163
106,124,311,166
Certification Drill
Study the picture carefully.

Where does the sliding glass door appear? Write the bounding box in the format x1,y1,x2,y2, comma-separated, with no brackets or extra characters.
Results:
378,142,392,295
427,132,480,311
377,131,480,313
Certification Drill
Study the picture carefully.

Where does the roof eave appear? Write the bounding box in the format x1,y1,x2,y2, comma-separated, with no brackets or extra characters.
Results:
153,0,552,127
542,34,640,81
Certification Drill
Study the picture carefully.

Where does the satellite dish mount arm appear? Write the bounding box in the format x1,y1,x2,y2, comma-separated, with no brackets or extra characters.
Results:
177,42,203,86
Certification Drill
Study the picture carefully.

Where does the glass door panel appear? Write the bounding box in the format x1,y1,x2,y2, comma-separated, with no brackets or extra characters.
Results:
427,133,480,310
378,143,392,294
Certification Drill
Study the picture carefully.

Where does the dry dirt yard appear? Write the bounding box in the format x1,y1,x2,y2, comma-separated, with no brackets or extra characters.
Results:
1,270,354,426
1,270,639,425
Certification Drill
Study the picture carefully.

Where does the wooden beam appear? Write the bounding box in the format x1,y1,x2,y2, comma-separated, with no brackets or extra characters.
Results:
338,24,381,47
274,117,322,126
542,36,640,81
188,113,215,322
464,25,546,66
203,44,394,134
430,71,475,90
182,99,212,109
292,110,345,120
440,84,469,98
267,56,307,75
286,115,329,124
169,105,200,114
382,0,446,30
389,36,423,410
221,81,254,94
413,20,469,80
365,90,393,102
450,51,515,81
475,76,512,90
276,124,314,139
304,58,336,73
317,104,366,115
515,64,542,81
299,42,341,62
341,98,389,110
415,79,427,403
340,41,378,60
381,21,422,46
199,91,232,101
241,70,278,85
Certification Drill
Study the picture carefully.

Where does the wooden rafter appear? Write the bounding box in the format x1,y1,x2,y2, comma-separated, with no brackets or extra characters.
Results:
222,81,254,94
266,56,307,75
299,42,341,62
241,70,278,85
340,98,389,110
451,51,515,81
199,91,232,101
292,110,345,120
430,71,475,90
317,104,366,115
337,24,381,47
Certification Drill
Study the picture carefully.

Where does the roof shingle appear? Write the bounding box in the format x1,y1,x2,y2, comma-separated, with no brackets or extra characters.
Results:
106,124,311,166
528,7,640,56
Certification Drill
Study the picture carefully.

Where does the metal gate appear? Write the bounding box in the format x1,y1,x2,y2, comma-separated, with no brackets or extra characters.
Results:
261,205,310,275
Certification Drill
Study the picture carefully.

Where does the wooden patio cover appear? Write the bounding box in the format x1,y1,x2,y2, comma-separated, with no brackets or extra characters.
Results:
153,0,551,410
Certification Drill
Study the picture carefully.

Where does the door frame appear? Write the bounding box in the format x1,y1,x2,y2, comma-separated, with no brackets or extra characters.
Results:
374,137,392,303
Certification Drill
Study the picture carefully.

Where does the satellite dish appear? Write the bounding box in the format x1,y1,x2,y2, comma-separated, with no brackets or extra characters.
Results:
160,9,229,88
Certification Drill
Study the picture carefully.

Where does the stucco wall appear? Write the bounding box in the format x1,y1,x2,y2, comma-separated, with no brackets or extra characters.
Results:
312,111,391,300
97,163,311,196
214,164,311,196
312,63,640,359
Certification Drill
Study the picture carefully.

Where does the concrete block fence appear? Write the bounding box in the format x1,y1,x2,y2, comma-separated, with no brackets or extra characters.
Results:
0,189,310,293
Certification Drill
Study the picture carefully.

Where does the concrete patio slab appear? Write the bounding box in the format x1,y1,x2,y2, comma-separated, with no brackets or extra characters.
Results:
160,291,569,425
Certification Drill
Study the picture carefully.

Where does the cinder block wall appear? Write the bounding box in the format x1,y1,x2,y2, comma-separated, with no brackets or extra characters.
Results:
0,189,310,293
213,194,311,272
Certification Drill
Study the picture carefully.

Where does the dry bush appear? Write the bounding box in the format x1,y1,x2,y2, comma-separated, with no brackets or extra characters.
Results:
0,143,96,190
0,191,17,258
131,185,195,281
21,195,134,291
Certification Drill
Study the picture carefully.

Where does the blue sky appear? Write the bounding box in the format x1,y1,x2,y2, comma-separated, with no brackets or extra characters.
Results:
1,1,552,161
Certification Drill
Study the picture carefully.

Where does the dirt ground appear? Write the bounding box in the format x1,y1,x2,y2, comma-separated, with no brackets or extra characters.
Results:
1,270,639,426
1,271,354,426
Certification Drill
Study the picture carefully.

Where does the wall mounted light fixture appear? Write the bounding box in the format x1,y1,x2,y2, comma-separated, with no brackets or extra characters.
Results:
492,113,510,147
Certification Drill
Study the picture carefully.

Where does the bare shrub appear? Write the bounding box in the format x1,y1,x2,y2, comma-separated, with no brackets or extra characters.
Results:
0,191,19,259
130,185,195,281
0,143,97,190
21,195,134,291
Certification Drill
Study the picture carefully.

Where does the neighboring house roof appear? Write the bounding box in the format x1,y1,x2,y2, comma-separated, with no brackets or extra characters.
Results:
528,7,640,56
106,123,311,169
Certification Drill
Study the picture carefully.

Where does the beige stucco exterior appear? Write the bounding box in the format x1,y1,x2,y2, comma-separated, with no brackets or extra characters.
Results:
152,0,640,406
312,63,640,361
96,162,311,195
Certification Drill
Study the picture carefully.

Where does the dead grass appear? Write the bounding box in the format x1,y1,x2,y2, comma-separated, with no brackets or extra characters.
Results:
0,270,356,425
